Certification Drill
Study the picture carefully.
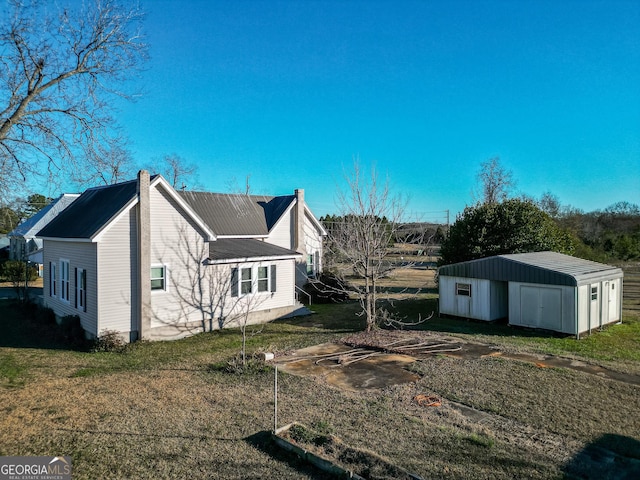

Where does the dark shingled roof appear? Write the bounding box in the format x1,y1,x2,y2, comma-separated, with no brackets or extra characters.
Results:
37,177,296,241
177,191,295,236
438,251,623,287
208,238,300,261
37,179,142,239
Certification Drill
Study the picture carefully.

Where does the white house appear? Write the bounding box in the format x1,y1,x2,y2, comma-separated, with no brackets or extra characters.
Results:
438,251,624,337
37,171,326,341
8,194,79,275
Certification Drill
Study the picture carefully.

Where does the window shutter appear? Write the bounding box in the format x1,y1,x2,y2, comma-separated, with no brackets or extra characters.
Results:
270,265,277,292
74,268,78,308
231,267,239,297
83,270,87,312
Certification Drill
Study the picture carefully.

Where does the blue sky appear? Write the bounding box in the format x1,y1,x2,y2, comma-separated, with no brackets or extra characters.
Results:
116,0,639,221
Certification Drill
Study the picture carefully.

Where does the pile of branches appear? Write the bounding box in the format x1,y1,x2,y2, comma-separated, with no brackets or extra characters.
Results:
341,330,462,357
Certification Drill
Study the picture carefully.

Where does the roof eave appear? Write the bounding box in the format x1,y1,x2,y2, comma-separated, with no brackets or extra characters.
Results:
206,253,303,265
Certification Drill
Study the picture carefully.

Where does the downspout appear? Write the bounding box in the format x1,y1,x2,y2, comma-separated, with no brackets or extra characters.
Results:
618,277,623,325
575,284,579,340
587,283,591,336
137,170,151,340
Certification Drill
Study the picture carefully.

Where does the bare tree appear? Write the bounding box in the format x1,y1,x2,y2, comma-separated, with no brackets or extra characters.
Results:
324,161,432,332
153,154,199,190
0,0,147,201
74,135,135,186
166,224,267,367
225,174,252,195
474,157,515,204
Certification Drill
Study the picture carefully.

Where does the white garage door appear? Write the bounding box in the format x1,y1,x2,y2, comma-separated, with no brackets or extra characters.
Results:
521,285,562,330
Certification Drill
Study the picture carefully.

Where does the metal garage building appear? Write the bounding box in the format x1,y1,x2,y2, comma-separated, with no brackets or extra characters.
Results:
438,251,624,337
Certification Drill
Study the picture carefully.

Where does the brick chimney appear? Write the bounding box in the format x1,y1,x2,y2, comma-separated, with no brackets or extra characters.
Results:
137,170,151,340
294,189,306,254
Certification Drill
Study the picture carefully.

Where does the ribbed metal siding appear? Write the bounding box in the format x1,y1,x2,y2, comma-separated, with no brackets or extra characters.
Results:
438,252,623,287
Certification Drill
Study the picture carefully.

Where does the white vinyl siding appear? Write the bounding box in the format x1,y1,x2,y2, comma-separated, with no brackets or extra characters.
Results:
97,207,137,336
148,185,211,329
267,207,295,249
43,241,97,336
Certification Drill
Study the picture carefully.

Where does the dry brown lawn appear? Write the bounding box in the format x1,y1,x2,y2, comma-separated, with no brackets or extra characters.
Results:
1,262,639,479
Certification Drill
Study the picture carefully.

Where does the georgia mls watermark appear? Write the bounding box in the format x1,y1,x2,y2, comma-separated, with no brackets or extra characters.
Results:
0,456,71,480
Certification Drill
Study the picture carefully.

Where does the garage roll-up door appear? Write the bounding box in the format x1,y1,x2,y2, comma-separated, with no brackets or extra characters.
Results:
521,285,562,330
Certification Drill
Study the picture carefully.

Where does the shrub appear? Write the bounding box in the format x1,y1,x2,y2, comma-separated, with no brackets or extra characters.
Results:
92,330,127,353
59,314,87,347
34,305,57,325
208,353,272,375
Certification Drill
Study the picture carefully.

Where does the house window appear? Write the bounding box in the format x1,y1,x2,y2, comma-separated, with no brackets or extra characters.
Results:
151,266,166,291
60,259,70,302
49,262,57,297
456,282,471,297
591,286,598,301
76,268,86,312
231,265,277,297
307,254,314,276
257,266,269,292
241,267,252,295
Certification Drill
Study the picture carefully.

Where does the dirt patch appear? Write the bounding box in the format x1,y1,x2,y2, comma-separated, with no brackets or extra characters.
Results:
341,330,640,387
275,329,640,410
276,343,419,391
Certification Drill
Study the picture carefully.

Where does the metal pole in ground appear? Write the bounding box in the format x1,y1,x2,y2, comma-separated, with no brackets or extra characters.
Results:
274,365,278,433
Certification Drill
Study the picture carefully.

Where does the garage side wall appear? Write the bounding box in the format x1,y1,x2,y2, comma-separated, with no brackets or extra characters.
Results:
439,276,497,321
577,277,623,334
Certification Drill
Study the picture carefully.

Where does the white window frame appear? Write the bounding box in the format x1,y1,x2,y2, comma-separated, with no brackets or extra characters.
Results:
240,267,253,295
456,282,471,297
307,254,315,276
151,264,168,292
232,264,277,297
60,259,70,303
257,266,269,293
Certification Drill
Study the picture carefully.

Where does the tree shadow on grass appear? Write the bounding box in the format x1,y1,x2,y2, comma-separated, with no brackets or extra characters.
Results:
563,434,640,480
245,430,335,480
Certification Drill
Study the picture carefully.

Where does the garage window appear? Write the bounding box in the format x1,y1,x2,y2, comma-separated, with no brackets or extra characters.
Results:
591,286,598,301
456,283,471,297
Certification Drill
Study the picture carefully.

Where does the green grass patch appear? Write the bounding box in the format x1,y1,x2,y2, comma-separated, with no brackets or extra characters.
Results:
0,353,27,388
